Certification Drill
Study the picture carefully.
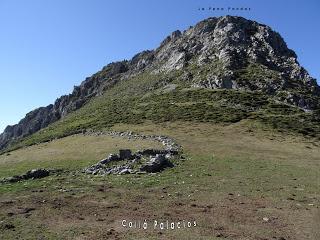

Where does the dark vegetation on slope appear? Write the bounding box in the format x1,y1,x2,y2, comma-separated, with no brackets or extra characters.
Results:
2,70,319,154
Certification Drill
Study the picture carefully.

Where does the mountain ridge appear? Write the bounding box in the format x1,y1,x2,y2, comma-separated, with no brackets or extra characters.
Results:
1,15,319,151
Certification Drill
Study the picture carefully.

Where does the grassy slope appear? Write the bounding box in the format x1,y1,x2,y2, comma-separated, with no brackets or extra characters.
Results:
0,134,163,179
0,122,319,239
3,69,320,153
0,63,319,239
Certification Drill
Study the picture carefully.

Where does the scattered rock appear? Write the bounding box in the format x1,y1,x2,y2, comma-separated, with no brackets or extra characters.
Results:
83,132,180,175
25,169,50,179
100,154,119,164
140,154,173,173
119,168,132,175
137,149,171,156
216,232,224,238
1,168,55,183
262,217,270,222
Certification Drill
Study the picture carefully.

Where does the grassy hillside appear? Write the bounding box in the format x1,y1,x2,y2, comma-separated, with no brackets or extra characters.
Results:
1,65,319,239
2,70,320,154
0,122,319,239
0,134,163,179
1,69,319,240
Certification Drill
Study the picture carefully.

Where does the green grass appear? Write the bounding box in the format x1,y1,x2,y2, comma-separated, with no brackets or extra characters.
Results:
5,87,319,153
0,134,163,179
1,122,319,239
2,68,320,154
235,63,282,89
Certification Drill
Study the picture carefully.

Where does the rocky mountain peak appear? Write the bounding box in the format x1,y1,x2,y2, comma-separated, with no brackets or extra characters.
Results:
0,16,319,151
156,16,312,80
151,16,319,105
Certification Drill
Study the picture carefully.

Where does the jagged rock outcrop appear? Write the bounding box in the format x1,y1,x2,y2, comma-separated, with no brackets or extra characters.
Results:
0,61,132,150
1,15,319,151
154,17,318,95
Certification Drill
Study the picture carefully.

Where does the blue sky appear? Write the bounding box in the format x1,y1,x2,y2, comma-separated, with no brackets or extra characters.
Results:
0,0,319,133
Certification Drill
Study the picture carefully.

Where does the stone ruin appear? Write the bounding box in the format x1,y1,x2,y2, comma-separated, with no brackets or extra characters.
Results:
83,148,178,175
0,131,182,183
83,131,181,175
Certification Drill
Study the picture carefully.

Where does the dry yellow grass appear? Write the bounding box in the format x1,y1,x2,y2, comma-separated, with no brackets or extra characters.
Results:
111,120,320,167
0,133,163,178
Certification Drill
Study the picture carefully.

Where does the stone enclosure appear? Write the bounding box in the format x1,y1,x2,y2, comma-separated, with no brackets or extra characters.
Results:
83,131,181,175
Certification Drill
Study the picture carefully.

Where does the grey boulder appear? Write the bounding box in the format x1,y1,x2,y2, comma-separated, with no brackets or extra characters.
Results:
140,154,173,173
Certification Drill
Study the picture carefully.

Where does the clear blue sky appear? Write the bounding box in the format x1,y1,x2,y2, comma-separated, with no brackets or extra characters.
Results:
0,0,319,133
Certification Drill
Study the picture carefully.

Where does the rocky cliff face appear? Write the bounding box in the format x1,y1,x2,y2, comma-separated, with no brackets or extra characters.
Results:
151,16,319,106
0,61,132,150
1,15,319,151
